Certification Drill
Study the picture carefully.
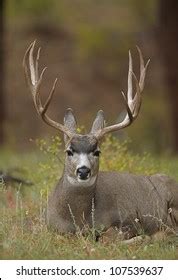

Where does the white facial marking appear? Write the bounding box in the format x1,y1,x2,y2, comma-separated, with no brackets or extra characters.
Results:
76,153,91,170
67,175,97,187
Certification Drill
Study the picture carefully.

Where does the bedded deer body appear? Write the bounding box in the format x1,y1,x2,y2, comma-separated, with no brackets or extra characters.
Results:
47,137,178,237
23,42,178,239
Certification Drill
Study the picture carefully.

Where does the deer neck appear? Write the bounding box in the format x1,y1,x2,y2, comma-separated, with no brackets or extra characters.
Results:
58,169,97,226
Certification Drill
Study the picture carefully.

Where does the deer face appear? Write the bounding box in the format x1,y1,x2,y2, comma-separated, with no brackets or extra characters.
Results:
65,135,100,185
63,109,104,186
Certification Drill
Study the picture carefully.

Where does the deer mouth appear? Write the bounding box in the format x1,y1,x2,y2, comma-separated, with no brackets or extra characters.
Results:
67,174,97,186
77,173,91,181
77,175,97,186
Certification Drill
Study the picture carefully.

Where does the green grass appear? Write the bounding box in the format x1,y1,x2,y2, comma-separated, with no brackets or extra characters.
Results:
0,136,178,259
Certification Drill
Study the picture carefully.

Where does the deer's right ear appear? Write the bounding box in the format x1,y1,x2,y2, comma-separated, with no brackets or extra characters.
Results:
90,110,105,134
64,108,77,143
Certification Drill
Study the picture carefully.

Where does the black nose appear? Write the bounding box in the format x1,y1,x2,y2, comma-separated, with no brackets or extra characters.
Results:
77,166,91,180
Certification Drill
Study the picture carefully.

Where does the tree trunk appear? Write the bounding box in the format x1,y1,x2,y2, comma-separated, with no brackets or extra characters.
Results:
0,0,5,145
159,0,178,152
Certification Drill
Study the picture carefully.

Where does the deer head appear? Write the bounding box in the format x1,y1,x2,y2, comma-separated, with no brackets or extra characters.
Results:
23,41,149,185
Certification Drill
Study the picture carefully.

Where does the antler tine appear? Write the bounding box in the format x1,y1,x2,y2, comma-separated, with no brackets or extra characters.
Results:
95,47,149,140
136,46,150,91
35,47,41,81
127,50,133,102
29,41,36,87
23,42,34,91
43,78,58,115
28,41,47,112
131,71,141,116
23,41,73,138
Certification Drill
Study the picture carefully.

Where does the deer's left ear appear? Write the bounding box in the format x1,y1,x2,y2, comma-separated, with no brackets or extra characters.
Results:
90,110,105,134
64,108,77,143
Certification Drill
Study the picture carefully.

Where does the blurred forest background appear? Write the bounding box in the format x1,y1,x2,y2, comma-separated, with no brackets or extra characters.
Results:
0,0,178,154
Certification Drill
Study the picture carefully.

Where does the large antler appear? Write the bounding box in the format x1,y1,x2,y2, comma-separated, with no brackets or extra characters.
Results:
23,41,73,138
95,47,150,140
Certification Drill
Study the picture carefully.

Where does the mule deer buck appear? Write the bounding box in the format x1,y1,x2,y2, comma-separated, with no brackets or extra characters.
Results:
23,41,178,241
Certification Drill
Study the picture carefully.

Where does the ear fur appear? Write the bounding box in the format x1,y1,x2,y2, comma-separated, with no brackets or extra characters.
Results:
90,110,105,134
64,108,77,144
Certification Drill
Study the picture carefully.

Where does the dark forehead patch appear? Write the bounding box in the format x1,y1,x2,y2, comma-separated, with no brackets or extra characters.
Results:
69,135,98,154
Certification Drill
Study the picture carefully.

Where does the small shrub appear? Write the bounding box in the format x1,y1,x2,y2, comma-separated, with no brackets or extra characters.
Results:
100,135,160,175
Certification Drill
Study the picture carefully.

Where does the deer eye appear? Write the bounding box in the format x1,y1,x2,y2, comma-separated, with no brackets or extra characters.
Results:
66,150,73,156
93,150,100,157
